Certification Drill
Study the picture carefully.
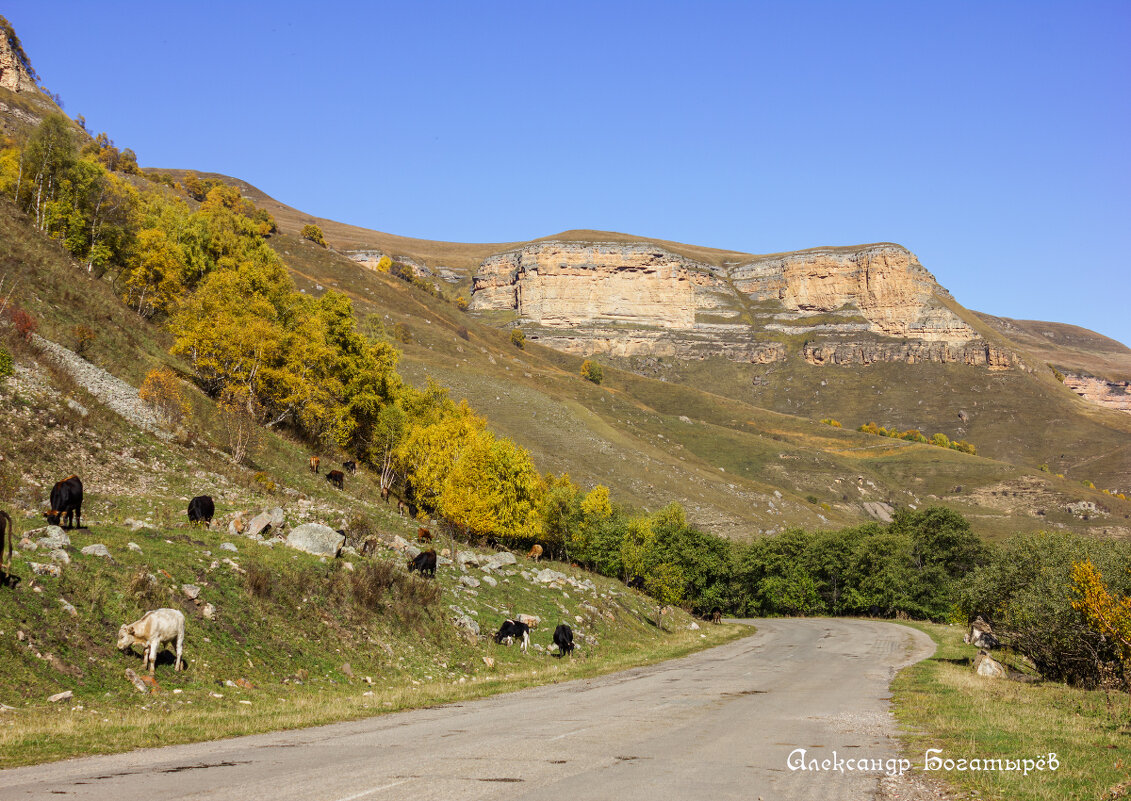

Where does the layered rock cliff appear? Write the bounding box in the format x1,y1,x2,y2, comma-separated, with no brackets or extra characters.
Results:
0,17,38,94
470,239,1008,368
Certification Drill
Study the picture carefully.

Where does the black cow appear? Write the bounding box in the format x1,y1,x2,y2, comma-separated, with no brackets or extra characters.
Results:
187,495,215,526
710,607,723,625
326,470,345,490
45,475,83,529
342,460,357,473
407,549,437,577
494,619,531,652
553,623,574,657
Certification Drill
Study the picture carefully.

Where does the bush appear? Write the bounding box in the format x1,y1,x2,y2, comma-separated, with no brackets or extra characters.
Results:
0,346,12,379
580,359,603,384
72,324,96,357
139,367,190,427
455,295,469,311
5,304,37,340
301,224,327,247
820,418,842,428
392,322,412,344
510,328,525,349
959,531,1131,685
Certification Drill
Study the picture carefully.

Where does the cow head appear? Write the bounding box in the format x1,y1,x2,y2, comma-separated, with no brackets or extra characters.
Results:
45,510,61,526
116,624,136,650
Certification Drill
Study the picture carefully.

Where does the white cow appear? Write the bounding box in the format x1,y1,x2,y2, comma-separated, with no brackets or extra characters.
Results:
117,608,186,674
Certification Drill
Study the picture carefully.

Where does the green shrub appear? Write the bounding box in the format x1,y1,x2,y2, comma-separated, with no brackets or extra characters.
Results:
580,359,603,384
510,328,525,349
959,531,1131,685
301,224,327,247
0,346,12,379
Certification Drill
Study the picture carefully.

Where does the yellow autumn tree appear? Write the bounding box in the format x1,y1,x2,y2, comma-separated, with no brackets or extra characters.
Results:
1071,560,1131,675
439,430,545,542
123,228,186,318
396,402,485,502
139,367,190,427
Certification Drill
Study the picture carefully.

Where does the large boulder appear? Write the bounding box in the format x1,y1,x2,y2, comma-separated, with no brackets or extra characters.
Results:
245,512,274,539
266,507,285,528
286,524,345,557
456,551,481,567
963,616,1000,650
485,551,517,570
81,544,111,558
973,650,1007,678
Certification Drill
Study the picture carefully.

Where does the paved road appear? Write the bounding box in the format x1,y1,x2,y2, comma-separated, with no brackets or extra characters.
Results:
0,619,935,801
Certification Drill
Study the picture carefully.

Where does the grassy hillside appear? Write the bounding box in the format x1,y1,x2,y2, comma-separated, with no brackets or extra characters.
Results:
252,220,1131,540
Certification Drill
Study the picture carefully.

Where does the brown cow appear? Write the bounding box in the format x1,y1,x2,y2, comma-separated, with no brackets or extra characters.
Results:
397,499,407,517
380,486,390,504
417,527,432,544
0,509,13,576
528,544,543,562
309,456,320,474
711,608,722,625
326,470,344,490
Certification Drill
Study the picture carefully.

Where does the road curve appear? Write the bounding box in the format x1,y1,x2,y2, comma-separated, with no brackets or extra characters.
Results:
0,619,934,801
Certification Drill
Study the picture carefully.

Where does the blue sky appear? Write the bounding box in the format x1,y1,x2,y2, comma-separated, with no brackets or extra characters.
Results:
7,2,1130,345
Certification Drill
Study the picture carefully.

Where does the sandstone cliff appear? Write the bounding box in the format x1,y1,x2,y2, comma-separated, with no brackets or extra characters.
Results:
0,17,38,94
469,239,1003,367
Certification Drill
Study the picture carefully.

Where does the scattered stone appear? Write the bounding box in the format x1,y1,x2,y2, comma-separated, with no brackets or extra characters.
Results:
18,537,37,551
456,551,481,567
480,574,497,587
342,561,355,572
220,542,238,552
30,562,61,577
266,507,285,528
689,621,700,630
81,544,111,558
50,548,70,565
286,524,345,557
37,526,70,549
124,518,148,531
228,514,246,537
340,663,355,679
47,690,73,703
58,598,77,617
485,552,517,570
245,512,274,539
454,615,480,637
459,575,480,589
533,568,567,585
440,548,451,557
222,558,245,574
182,584,201,600
235,678,255,690
201,603,216,620
127,542,143,553
481,656,495,668
862,502,894,523
974,650,1007,678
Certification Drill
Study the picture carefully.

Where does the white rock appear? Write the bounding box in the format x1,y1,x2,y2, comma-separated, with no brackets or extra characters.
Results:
37,527,70,549
127,542,143,553
50,549,70,564
286,524,345,557
220,542,238,552
48,691,73,703
81,544,111,558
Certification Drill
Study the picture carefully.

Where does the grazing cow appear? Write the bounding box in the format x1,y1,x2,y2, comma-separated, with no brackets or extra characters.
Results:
343,460,357,473
187,495,215,527
493,619,531,653
326,470,345,490
417,527,432,544
626,575,644,590
0,509,12,576
45,475,83,529
117,608,186,674
408,549,437,577
528,544,543,562
380,486,391,504
711,608,722,625
553,623,574,657
309,456,320,473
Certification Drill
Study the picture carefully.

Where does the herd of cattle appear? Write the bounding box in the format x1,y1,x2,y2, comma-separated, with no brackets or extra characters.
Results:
0,473,582,675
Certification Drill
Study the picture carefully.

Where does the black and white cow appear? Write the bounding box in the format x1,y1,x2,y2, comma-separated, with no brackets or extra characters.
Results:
493,619,531,653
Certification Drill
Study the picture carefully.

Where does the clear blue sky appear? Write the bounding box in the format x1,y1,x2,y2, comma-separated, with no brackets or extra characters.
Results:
7,2,1130,346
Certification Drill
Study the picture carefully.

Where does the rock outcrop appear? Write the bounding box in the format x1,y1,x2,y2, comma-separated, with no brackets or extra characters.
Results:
470,239,1013,369
0,19,38,94
1062,373,1131,414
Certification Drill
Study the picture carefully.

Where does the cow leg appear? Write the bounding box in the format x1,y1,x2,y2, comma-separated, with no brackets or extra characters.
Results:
521,631,529,653
75,506,81,530
148,640,159,674
175,631,184,671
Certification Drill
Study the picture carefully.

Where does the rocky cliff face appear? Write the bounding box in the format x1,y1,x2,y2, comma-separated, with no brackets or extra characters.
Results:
0,20,38,94
1063,374,1131,414
470,239,1008,368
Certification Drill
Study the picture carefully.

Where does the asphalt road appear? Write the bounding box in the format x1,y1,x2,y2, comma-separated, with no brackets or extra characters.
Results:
0,619,935,801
